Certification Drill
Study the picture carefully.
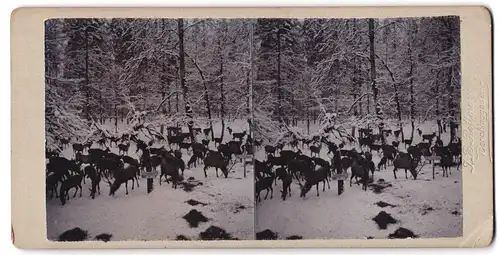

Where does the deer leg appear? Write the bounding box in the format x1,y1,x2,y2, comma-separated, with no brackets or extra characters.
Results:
73,187,78,198
350,175,354,187
264,188,269,200
125,181,129,195
216,168,219,178
405,169,409,179
203,166,208,178
316,184,320,196
131,178,135,190
270,185,273,199
136,176,139,187
79,184,82,197
393,168,397,179
97,183,100,195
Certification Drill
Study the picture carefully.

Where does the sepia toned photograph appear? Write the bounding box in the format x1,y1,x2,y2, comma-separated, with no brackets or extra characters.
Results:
44,18,255,241
253,17,462,240
12,6,488,248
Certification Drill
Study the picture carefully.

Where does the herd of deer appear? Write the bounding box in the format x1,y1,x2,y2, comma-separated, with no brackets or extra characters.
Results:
47,124,462,206
254,126,462,202
46,126,251,205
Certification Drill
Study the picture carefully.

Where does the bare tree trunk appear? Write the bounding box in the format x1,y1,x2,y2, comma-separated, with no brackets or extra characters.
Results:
178,19,195,142
114,104,118,133
84,26,90,121
369,19,384,143
408,23,416,144
175,66,179,116
447,67,456,144
435,71,442,139
277,25,282,122
219,42,225,141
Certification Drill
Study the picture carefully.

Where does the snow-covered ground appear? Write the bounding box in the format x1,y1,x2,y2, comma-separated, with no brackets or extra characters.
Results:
46,119,255,241
255,121,463,240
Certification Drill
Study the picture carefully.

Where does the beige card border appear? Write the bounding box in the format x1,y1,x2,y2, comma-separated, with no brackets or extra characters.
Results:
11,6,493,249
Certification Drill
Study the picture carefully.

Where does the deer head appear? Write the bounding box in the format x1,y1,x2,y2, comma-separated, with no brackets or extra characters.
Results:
299,182,312,198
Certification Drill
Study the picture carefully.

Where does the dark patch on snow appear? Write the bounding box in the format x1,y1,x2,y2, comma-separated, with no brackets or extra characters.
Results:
375,201,396,208
286,235,303,240
369,179,391,194
367,236,374,239
188,177,195,181
58,227,88,242
451,210,460,215
199,226,233,240
421,205,434,215
95,233,112,242
388,227,418,239
176,235,191,240
178,179,203,192
372,211,398,229
182,209,209,228
369,184,389,194
425,179,431,181
454,181,458,183
179,182,196,192
256,229,278,240
232,203,247,213
185,199,207,206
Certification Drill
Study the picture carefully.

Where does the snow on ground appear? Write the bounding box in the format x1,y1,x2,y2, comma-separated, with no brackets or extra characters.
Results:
255,121,463,240
46,120,255,241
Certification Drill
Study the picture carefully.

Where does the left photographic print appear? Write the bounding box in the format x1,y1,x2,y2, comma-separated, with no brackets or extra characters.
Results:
44,18,255,241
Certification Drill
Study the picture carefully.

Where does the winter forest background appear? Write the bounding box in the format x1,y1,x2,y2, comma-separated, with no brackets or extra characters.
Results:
45,16,461,241
45,17,460,147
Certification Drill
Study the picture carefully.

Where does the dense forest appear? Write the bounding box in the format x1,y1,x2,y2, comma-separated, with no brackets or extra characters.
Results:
45,17,460,150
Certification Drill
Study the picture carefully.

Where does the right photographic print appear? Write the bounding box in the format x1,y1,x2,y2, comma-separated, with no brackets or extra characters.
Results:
253,16,462,240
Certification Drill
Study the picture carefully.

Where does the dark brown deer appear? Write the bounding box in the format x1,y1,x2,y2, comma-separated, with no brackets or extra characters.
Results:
393,153,419,180
85,165,101,199
299,166,330,197
203,151,230,178
59,173,83,205
159,159,181,189
233,130,247,140
72,143,84,156
118,142,130,155
107,165,140,196
255,176,274,202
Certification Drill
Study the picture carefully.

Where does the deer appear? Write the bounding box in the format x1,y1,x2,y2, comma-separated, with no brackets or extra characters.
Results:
159,159,181,189
299,166,331,197
59,172,84,205
233,130,247,141
203,151,230,178
118,142,130,155
255,175,275,202
393,153,419,180
106,165,140,196
309,144,322,157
